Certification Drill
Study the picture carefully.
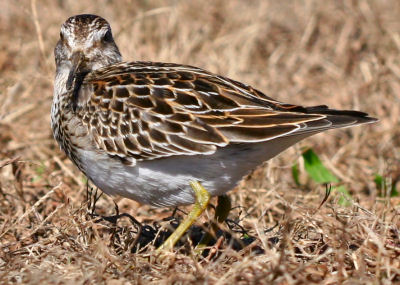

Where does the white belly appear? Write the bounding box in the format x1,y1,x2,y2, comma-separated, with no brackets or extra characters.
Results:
77,134,308,207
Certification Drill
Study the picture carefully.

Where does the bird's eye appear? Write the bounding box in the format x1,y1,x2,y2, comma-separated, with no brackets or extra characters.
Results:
102,30,113,42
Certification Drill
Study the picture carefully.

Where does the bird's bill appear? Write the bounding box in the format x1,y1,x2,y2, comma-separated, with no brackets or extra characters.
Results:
66,51,86,90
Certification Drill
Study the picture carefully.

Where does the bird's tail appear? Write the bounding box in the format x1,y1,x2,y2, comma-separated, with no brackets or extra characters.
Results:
286,105,378,136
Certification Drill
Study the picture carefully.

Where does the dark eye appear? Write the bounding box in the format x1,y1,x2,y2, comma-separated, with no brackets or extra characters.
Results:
103,30,113,42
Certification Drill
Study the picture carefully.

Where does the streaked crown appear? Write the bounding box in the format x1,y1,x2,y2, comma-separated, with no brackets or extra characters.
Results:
61,15,110,47
55,14,122,74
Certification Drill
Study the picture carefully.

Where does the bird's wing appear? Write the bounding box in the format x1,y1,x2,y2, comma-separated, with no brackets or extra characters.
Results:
76,61,374,162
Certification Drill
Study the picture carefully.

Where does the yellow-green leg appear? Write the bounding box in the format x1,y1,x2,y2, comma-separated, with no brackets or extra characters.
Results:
156,181,211,252
195,194,231,254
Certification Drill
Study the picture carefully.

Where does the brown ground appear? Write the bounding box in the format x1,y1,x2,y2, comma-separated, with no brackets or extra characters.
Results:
0,0,399,284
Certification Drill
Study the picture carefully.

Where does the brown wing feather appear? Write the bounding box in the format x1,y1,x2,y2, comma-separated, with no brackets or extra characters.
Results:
76,61,371,162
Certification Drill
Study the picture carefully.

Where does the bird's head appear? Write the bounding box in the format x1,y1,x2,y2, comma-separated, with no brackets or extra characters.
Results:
55,14,122,89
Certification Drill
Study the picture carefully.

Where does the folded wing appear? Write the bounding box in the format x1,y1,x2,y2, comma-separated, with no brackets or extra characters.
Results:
76,61,376,162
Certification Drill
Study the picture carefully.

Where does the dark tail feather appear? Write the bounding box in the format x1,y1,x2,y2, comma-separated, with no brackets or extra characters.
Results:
305,105,378,128
286,105,378,137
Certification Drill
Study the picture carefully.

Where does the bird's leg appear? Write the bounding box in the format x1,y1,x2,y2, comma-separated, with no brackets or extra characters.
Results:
214,195,232,223
195,194,231,254
86,183,103,216
157,181,211,252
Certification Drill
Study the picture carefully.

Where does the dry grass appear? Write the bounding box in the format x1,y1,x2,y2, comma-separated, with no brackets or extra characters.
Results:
0,0,399,283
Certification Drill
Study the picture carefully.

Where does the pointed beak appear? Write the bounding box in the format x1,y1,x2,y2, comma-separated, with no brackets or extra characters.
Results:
66,51,87,90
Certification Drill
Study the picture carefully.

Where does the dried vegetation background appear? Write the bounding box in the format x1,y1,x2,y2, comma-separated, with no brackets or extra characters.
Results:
0,0,399,284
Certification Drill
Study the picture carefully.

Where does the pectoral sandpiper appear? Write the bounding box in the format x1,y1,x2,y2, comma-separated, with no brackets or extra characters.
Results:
51,14,377,251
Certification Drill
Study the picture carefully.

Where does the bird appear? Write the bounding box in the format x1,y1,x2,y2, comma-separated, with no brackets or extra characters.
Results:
51,14,377,251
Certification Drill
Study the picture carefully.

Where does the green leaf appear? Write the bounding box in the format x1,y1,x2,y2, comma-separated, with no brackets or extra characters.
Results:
335,185,352,206
374,174,399,197
32,162,46,182
35,163,46,176
292,163,301,186
392,187,399,197
293,149,354,206
302,149,339,184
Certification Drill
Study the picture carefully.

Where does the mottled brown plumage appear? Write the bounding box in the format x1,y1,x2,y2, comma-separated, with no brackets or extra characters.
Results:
72,61,374,163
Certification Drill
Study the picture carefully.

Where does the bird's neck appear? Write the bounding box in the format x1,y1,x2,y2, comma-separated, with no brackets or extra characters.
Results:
51,54,122,148
54,52,122,99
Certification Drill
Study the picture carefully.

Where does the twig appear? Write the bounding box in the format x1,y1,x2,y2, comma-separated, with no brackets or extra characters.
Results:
0,183,61,240
30,0,50,73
